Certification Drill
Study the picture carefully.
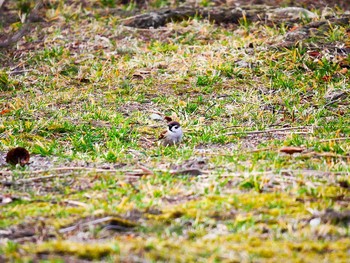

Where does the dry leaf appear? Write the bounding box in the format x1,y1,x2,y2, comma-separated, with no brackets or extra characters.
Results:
338,68,348,74
308,51,321,58
164,116,173,122
289,25,299,32
322,75,332,82
0,109,10,115
279,146,304,154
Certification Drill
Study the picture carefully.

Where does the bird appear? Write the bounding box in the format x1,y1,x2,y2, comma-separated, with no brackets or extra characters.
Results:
5,147,30,166
159,121,183,146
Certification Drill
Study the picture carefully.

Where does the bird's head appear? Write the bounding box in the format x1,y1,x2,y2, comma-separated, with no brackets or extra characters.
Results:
167,121,181,133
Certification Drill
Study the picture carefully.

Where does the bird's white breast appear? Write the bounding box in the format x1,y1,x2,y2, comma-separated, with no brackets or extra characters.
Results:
167,127,183,142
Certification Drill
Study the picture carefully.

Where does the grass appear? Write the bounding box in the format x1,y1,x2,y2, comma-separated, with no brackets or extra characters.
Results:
0,0,349,262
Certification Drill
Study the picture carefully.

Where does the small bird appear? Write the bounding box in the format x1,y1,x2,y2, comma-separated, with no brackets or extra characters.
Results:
6,147,30,166
159,121,183,146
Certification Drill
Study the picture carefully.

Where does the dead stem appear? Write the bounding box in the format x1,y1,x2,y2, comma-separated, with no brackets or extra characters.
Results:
317,137,350,143
0,167,134,186
222,126,318,136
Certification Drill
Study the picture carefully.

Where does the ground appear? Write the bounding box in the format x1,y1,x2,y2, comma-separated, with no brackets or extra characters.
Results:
0,0,349,262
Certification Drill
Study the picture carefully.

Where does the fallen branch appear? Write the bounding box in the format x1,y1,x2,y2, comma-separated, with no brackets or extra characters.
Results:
59,216,114,234
120,6,320,28
324,91,349,107
59,216,136,234
280,15,350,47
0,0,42,48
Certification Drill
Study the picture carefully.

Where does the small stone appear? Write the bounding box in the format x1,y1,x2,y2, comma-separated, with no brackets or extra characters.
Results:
150,113,163,121
310,217,321,228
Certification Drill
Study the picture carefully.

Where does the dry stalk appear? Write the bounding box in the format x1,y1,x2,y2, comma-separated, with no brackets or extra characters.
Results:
223,126,317,136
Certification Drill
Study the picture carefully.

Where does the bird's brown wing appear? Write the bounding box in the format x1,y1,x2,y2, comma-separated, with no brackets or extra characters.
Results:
158,130,167,140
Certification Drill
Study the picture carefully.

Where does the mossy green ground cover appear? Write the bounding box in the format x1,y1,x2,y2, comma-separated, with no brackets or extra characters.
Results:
0,1,349,262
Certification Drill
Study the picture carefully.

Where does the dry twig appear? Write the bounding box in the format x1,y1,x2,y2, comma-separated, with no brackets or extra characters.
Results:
300,152,350,160
0,166,124,176
317,137,350,143
195,147,278,157
0,167,129,186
